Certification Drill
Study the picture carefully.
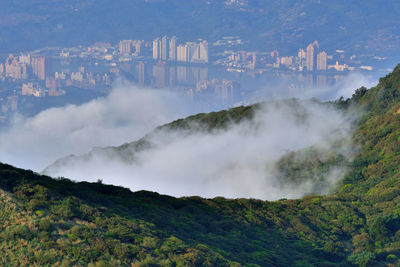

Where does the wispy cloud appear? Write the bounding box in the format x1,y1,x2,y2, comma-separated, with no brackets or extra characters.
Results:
0,85,191,171
44,100,357,200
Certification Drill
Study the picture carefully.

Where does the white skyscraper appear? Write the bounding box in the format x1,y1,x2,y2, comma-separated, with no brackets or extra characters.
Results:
153,38,160,60
306,43,314,71
317,51,327,71
169,36,177,61
177,44,189,62
199,40,209,63
188,42,200,63
161,36,169,61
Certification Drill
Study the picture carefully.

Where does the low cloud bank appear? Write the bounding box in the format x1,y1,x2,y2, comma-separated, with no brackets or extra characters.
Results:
248,72,377,103
44,100,357,200
0,74,370,199
0,85,191,171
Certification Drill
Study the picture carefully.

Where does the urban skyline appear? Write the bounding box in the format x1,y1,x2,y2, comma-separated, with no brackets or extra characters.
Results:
0,34,376,124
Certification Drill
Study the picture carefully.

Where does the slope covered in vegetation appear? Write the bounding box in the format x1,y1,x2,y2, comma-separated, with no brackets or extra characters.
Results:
0,162,351,266
2,65,400,266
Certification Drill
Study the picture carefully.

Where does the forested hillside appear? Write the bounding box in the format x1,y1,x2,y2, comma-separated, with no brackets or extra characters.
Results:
2,65,400,266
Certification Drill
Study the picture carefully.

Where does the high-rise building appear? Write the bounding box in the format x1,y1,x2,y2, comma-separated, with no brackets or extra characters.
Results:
119,40,132,55
306,44,314,71
313,40,320,49
317,51,327,71
133,40,142,55
188,42,200,63
153,38,161,60
161,36,169,61
169,36,177,61
19,54,31,65
177,44,189,62
186,41,209,64
199,40,209,63
31,56,46,80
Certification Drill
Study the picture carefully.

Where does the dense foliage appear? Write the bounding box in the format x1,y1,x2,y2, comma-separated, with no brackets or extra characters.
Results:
0,163,348,266
2,65,400,266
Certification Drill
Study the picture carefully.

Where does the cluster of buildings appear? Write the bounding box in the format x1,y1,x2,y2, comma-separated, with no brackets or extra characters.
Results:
301,41,351,71
0,54,67,97
0,35,376,123
0,54,47,80
304,40,327,71
0,35,211,105
153,36,209,64
0,52,115,98
222,40,356,73
118,36,210,64
118,40,148,56
52,68,113,91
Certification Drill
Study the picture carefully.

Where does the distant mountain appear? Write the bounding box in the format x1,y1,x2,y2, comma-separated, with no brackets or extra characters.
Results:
1,0,400,57
1,64,400,265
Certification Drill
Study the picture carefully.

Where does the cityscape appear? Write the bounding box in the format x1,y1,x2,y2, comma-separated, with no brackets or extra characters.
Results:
2,1,400,265
0,35,375,124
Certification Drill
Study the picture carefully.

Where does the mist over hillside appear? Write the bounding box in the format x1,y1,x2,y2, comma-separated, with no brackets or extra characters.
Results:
0,72,373,173
44,99,357,200
0,71,374,199
0,86,194,171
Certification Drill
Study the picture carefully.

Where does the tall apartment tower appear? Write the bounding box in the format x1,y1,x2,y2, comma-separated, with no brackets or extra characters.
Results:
133,40,142,55
199,40,209,63
31,56,46,80
188,42,199,63
119,40,132,54
317,51,327,71
153,38,160,60
161,36,169,61
177,44,189,62
169,36,177,61
306,43,314,71
19,54,31,65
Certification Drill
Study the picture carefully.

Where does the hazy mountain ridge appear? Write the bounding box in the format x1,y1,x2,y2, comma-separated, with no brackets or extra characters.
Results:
1,0,400,55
